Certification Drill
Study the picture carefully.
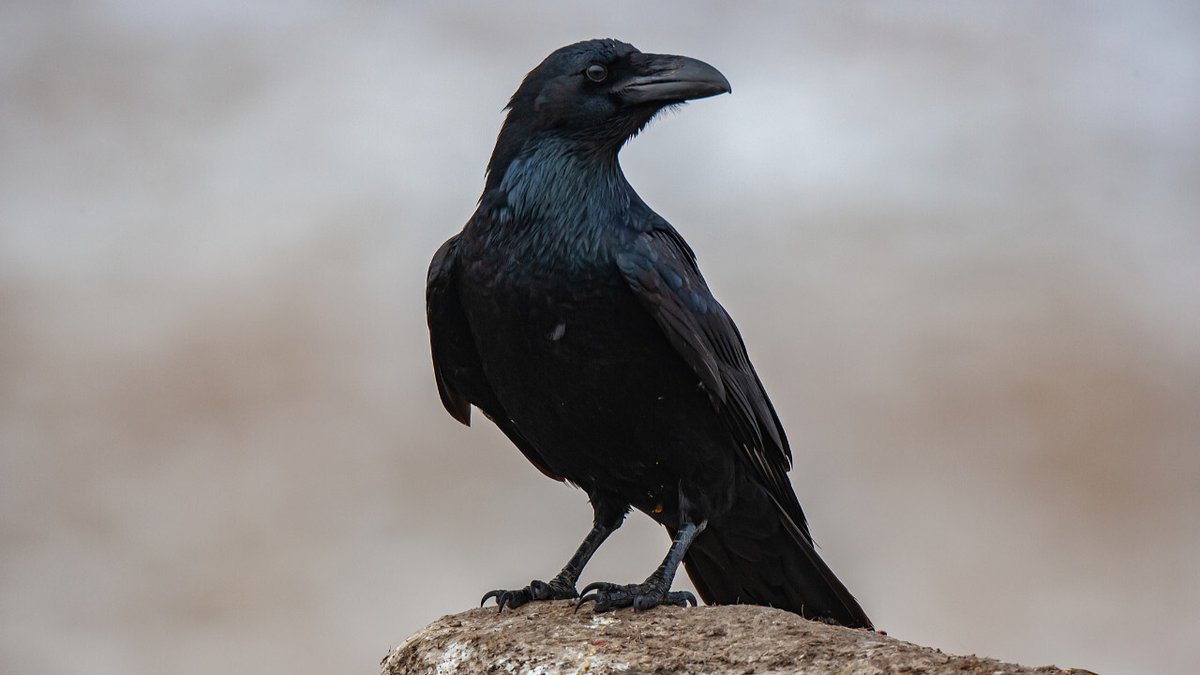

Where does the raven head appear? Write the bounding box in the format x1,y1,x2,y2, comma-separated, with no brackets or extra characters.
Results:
486,39,730,187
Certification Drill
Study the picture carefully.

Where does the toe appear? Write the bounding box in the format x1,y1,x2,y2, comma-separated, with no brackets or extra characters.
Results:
530,579,575,601
575,582,616,612
664,591,698,608
504,589,533,610
481,587,531,611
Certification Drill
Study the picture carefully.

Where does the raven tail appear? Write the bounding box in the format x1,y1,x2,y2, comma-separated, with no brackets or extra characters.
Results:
681,480,872,628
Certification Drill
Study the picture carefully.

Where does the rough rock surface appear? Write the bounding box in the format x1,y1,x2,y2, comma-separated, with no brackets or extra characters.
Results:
382,601,1095,674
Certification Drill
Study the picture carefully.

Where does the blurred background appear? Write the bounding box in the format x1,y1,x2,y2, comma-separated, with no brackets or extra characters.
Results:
2,1,1197,673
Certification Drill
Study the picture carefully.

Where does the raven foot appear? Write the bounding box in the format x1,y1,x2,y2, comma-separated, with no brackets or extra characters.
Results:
575,581,697,612
481,578,577,611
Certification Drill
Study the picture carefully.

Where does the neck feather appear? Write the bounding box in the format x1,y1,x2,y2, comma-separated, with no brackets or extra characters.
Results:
487,136,632,227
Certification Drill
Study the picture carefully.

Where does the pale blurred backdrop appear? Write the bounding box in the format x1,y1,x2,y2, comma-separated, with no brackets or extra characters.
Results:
2,1,1198,673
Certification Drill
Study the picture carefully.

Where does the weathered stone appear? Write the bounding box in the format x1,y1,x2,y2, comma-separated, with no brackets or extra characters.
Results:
382,601,1095,674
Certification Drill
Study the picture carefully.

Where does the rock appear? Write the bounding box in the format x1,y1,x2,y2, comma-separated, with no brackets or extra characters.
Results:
381,601,1095,674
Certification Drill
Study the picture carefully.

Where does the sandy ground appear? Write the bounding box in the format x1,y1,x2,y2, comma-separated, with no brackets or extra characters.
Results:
2,2,1198,674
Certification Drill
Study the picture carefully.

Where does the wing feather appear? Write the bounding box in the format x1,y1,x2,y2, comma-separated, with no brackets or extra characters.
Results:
616,227,807,535
426,234,562,481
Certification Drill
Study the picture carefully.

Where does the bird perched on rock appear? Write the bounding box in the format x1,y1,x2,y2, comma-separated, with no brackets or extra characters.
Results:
426,39,872,628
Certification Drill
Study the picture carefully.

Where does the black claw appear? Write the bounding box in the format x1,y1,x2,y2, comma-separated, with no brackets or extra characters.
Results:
481,588,526,611
578,581,610,597
575,582,611,611
480,590,501,608
667,591,697,608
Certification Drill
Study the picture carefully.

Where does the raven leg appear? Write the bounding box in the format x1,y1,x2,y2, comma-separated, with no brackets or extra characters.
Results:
576,518,706,612
481,495,626,611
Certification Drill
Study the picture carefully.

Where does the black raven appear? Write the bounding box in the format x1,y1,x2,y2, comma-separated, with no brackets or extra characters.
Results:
426,39,872,628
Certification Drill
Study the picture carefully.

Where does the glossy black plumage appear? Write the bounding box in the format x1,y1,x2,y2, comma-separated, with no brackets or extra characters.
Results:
426,39,871,628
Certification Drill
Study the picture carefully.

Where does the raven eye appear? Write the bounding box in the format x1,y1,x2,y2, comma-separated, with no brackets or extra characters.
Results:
585,64,608,82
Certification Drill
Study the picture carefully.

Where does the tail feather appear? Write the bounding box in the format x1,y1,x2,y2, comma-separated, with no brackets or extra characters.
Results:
682,480,872,629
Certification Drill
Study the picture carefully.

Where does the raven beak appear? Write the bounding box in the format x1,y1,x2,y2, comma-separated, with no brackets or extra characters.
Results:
617,53,731,106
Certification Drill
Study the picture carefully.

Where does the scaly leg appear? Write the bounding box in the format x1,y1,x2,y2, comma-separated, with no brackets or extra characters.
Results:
576,519,705,612
481,495,627,611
